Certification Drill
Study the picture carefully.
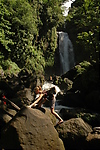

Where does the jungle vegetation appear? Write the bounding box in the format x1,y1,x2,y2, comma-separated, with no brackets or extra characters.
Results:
65,0,99,64
0,0,99,77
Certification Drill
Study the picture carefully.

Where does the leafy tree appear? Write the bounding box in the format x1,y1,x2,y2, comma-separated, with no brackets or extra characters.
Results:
28,0,65,68
8,0,38,67
0,0,14,59
0,0,45,75
0,0,65,76
65,0,100,64
33,0,65,66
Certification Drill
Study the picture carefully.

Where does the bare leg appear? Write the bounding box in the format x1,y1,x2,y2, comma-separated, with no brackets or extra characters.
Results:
51,108,63,124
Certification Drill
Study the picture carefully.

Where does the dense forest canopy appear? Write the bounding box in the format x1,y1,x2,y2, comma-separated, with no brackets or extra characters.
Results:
0,0,66,76
0,0,99,77
65,0,99,64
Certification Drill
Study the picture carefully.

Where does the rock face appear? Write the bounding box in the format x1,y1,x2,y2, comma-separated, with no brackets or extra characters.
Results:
86,132,100,149
17,88,34,105
56,118,92,149
0,106,65,150
60,108,100,127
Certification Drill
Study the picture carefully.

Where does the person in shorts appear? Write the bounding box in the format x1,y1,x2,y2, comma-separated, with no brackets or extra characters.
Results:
48,87,63,125
29,86,63,125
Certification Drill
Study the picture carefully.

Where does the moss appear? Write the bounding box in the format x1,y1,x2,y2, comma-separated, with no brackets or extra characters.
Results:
2,59,21,77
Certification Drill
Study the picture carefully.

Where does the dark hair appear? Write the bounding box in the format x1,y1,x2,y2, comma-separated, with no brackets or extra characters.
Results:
47,87,56,95
44,87,56,100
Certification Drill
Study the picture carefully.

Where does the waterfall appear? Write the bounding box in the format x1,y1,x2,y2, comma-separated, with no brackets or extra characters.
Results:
58,31,75,75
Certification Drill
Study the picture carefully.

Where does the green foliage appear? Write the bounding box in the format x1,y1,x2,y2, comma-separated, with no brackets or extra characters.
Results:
65,0,100,63
0,0,38,68
9,0,38,67
40,27,57,66
0,0,64,76
33,0,64,67
25,49,45,74
0,0,14,57
74,60,99,92
0,59,20,76
75,61,91,76
1,0,99,78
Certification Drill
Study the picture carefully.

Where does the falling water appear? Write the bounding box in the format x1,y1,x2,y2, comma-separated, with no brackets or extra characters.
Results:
58,31,75,75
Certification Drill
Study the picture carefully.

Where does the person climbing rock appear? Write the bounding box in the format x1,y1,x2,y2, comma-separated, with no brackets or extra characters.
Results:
28,86,63,125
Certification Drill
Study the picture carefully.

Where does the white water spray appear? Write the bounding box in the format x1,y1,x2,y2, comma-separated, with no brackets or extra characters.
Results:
42,81,61,96
42,81,73,112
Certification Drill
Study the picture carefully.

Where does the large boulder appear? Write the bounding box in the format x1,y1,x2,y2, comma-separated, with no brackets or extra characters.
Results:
0,102,17,134
17,88,34,106
55,118,92,150
0,80,15,98
53,76,73,93
0,106,17,125
0,106,65,150
60,108,100,127
86,132,100,149
60,91,85,108
85,90,100,111
45,108,57,126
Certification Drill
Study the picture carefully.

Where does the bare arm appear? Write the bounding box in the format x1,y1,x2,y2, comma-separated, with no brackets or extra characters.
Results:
29,93,44,108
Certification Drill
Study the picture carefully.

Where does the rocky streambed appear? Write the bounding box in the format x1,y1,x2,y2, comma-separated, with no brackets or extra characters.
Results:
0,65,100,150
